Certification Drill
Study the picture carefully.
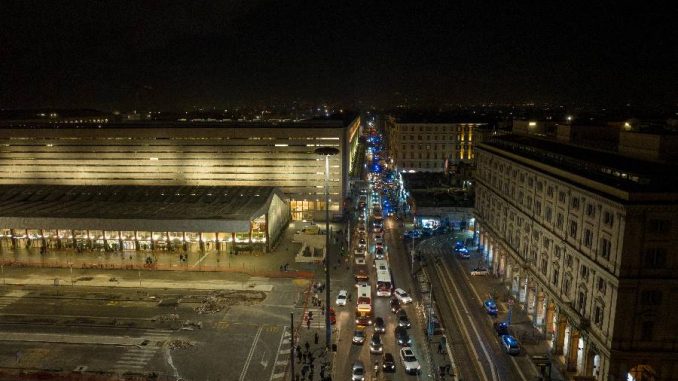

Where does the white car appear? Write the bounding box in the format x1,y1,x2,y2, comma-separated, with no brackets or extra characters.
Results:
394,288,413,304
336,289,348,306
354,248,366,257
351,361,365,381
471,267,489,276
355,257,366,266
400,347,421,375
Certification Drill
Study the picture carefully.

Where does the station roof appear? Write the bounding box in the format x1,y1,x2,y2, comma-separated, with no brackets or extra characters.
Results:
0,185,287,232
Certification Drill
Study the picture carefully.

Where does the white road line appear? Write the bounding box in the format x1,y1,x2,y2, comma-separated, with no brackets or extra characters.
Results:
441,263,499,381
435,264,490,381
270,326,289,381
271,373,285,379
239,325,264,381
453,259,530,381
192,252,210,268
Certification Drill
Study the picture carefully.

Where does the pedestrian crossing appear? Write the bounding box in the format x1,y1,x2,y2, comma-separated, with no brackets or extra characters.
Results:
0,290,29,310
269,326,291,380
111,329,172,373
300,307,325,329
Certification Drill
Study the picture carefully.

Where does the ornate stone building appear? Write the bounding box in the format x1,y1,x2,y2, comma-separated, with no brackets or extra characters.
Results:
474,134,678,381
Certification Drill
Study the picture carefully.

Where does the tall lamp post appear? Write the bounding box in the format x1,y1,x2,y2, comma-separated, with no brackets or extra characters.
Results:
315,146,340,350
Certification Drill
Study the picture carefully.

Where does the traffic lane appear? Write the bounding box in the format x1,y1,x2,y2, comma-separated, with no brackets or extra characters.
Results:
444,249,536,381
427,264,479,381
384,219,432,379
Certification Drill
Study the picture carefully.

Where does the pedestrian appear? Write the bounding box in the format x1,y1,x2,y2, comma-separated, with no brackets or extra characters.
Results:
297,348,302,363
438,342,443,354
302,352,307,362
310,363,315,374
284,263,289,271
308,311,313,320
314,332,319,345
301,364,308,377
280,265,284,271
307,319,311,329
305,341,310,352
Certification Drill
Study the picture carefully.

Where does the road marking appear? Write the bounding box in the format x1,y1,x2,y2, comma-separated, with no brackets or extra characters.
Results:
453,259,529,381
239,325,263,381
192,252,210,268
0,290,29,310
437,263,499,381
112,329,170,372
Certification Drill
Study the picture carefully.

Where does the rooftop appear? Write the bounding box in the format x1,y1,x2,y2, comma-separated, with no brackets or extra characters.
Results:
480,134,678,196
0,185,285,231
0,117,356,130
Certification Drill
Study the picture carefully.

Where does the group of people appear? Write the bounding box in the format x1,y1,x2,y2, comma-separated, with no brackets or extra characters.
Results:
295,340,330,381
279,263,290,271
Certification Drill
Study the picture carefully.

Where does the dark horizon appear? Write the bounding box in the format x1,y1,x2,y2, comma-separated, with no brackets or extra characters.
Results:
1,1,676,110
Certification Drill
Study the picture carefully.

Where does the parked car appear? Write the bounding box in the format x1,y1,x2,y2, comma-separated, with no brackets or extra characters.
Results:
471,266,489,276
352,361,365,381
353,327,366,345
336,289,348,306
394,288,413,304
399,347,421,375
395,326,411,346
370,333,383,354
501,335,521,355
382,353,396,372
495,321,509,336
483,299,498,316
374,317,385,333
398,311,411,328
390,298,401,313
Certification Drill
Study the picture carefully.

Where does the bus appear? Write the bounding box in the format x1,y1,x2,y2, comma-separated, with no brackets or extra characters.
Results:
375,260,393,297
355,284,373,325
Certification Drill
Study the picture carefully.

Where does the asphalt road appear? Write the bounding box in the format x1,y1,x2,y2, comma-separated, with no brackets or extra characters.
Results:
420,235,541,381
332,214,432,381
0,277,306,381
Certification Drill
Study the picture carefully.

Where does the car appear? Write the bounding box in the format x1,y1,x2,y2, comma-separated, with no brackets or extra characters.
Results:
374,233,384,242
382,353,396,372
399,347,421,375
370,333,383,354
390,298,401,313
374,317,385,333
398,311,411,328
352,361,365,381
353,327,366,345
403,230,421,239
395,326,411,346
471,266,489,276
358,225,366,233
394,288,413,304
374,247,385,260
336,289,348,306
495,321,509,336
483,299,498,316
457,248,471,259
501,335,521,355
355,257,366,265
354,248,366,257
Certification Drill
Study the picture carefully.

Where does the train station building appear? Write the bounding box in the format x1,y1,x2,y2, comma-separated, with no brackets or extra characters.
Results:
0,185,290,254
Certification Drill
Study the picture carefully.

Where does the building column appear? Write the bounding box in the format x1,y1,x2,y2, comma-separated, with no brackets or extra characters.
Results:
526,281,537,320
118,231,123,252
265,212,270,253
554,314,566,355
511,268,521,298
535,291,546,332
71,230,77,251
487,241,494,266
567,325,580,372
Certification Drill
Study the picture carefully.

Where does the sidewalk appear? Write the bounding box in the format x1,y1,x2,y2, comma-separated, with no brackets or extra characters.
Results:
0,222,318,281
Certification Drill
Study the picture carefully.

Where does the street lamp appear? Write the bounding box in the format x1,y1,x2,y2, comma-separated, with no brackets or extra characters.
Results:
315,146,340,351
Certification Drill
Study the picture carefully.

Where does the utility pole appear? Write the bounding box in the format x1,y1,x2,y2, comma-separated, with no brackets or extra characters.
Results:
290,312,295,378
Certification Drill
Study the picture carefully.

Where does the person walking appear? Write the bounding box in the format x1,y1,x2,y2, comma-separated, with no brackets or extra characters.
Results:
304,341,310,352
297,347,302,363
306,319,311,330
314,332,319,345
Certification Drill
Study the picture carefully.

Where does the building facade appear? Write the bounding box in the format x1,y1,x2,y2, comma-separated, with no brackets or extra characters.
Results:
385,116,482,172
474,135,678,381
0,117,360,221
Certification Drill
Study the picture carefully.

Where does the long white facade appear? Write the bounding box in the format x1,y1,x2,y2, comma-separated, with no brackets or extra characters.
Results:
474,136,678,381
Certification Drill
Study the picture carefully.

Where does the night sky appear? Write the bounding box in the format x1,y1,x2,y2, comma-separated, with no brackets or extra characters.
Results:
1,1,675,110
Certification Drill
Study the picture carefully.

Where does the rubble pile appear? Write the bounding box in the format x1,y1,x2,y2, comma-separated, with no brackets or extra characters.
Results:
168,339,194,350
193,290,266,314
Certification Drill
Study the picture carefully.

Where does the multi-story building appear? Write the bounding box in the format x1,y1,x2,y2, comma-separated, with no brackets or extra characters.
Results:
385,115,484,172
474,134,678,380
0,116,360,221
